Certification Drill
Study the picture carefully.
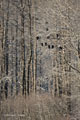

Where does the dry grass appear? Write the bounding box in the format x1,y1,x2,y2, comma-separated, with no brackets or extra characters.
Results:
0,93,70,120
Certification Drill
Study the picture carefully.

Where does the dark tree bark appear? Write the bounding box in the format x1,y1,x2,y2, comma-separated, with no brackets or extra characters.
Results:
20,0,26,96
11,27,14,96
4,81,8,99
27,0,32,95
15,12,19,95
5,0,9,75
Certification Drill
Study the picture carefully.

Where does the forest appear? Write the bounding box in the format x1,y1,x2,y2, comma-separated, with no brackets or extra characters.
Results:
0,0,80,120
